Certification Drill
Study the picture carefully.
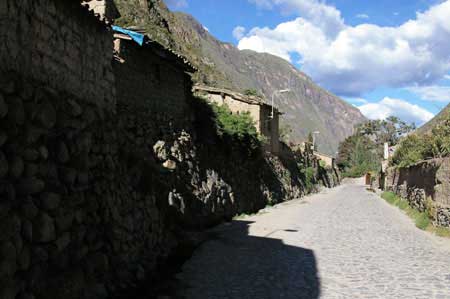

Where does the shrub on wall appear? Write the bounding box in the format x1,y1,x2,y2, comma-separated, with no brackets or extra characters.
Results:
301,167,316,192
391,111,450,167
211,103,258,141
390,134,434,167
192,97,262,153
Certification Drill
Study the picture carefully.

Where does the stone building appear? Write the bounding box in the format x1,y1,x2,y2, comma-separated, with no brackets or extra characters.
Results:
193,85,281,154
81,0,120,22
314,151,335,168
0,1,118,298
113,26,196,129
0,1,338,298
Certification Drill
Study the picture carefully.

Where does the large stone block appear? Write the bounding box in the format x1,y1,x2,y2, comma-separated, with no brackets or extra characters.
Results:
22,148,40,162
9,156,24,178
7,96,25,125
57,142,70,163
33,213,56,243
17,246,30,271
0,130,7,147
0,241,17,278
0,93,8,118
17,178,45,195
0,215,21,242
21,199,38,220
36,101,56,129
38,192,61,211
0,150,8,178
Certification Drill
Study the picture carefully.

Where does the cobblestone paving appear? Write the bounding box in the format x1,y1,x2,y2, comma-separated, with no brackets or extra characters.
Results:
176,181,450,299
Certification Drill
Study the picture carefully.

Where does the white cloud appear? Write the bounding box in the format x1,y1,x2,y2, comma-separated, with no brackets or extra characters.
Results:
241,0,450,97
347,98,368,104
356,14,369,19
165,0,188,9
358,97,434,125
249,0,273,10
444,75,450,80
406,85,450,102
232,26,246,40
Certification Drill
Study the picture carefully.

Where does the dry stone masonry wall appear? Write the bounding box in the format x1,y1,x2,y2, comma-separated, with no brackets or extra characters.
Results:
385,158,450,227
0,0,115,108
0,1,340,298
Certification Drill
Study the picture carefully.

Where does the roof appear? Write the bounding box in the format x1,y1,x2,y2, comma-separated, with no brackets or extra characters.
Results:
314,151,335,159
113,26,197,73
193,85,276,108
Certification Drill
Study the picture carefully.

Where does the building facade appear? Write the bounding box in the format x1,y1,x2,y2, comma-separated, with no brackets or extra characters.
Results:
113,26,195,132
194,85,281,154
81,0,120,22
314,151,335,168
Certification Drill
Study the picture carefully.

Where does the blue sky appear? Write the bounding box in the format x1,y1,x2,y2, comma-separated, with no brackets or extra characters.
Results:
165,0,450,126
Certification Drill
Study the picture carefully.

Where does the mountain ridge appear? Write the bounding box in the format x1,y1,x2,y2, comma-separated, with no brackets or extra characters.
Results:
418,103,450,134
114,0,367,155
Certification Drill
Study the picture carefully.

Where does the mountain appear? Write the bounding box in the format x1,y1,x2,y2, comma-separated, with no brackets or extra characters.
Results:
418,103,450,134
114,0,367,155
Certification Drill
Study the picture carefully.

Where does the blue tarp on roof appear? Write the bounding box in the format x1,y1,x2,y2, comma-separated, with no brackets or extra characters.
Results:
112,25,145,46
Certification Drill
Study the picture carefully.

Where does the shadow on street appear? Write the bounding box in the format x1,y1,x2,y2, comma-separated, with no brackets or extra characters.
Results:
177,220,320,299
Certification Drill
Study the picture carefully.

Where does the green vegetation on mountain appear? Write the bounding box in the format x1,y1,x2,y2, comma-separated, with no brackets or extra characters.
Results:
418,103,450,134
391,111,450,167
113,0,366,155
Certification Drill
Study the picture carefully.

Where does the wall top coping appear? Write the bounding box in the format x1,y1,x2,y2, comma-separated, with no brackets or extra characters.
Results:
314,151,335,160
387,156,450,172
114,26,197,73
193,85,282,114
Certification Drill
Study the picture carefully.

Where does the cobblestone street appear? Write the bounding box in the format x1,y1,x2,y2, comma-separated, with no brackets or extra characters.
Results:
177,180,450,299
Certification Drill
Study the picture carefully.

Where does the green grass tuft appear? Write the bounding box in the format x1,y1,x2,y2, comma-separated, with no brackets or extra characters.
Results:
381,192,431,231
381,191,397,205
414,213,430,230
434,227,450,238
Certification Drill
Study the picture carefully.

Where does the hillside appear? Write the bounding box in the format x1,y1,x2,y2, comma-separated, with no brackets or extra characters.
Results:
418,103,450,134
114,0,367,155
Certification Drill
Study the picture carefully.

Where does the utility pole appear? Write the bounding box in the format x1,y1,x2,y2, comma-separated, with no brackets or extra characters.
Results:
312,131,320,151
271,89,291,119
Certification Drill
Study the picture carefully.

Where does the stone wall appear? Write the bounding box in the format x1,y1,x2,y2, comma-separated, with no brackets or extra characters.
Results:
0,1,121,298
0,1,339,298
0,0,115,109
195,89,281,154
384,158,450,227
114,38,192,125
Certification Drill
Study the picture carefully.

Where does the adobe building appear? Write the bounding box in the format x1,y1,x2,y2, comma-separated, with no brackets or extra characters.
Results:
81,0,120,22
193,85,281,154
314,151,335,168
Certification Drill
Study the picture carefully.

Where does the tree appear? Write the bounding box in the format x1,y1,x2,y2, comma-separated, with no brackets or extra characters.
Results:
390,111,450,167
337,117,415,177
243,89,262,97
279,124,292,143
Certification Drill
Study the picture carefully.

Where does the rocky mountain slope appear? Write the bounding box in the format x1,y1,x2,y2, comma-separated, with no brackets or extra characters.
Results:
418,103,450,134
114,0,367,155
